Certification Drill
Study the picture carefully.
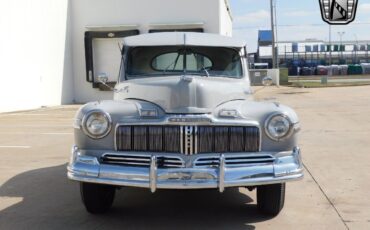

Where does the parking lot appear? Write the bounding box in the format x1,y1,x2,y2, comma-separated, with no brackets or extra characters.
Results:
1,86,369,230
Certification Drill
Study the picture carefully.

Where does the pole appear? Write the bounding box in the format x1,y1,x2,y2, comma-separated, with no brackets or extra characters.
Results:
338,32,345,61
329,25,332,66
270,0,276,68
326,24,332,84
354,34,358,64
274,1,279,68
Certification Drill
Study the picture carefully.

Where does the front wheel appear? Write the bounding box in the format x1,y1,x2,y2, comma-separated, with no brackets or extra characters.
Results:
80,182,116,214
257,183,285,216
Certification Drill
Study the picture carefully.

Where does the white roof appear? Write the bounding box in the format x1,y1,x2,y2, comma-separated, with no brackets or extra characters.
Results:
123,32,246,48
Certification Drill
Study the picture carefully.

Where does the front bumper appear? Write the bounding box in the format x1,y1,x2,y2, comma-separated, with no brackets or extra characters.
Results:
67,147,303,193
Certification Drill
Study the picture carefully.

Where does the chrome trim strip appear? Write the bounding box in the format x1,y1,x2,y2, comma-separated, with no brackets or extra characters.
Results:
184,126,189,155
102,152,185,168
104,161,149,166
161,159,183,164
114,124,118,151
115,115,260,126
225,158,273,163
103,152,151,158
150,155,157,193
219,154,225,193
188,126,194,155
104,156,151,162
180,126,184,154
194,126,198,154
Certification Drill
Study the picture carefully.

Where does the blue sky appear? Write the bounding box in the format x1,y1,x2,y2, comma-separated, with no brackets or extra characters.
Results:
229,0,370,52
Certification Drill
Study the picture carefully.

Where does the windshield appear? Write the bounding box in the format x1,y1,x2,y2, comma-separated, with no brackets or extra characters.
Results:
124,46,243,80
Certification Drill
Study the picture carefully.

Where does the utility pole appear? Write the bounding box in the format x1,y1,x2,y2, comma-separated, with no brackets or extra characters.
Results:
338,31,345,60
329,25,332,66
270,0,276,69
274,1,279,68
325,24,332,84
354,34,358,64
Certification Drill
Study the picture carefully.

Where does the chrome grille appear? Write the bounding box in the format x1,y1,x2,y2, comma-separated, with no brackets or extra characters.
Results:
101,153,184,168
116,125,260,154
102,154,150,167
197,126,260,153
116,125,180,153
194,154,274,168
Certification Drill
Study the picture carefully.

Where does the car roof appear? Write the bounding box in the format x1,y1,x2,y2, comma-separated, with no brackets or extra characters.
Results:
123,32,246,48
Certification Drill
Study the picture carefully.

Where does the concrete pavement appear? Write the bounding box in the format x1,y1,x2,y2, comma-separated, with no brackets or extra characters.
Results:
1,86,370,229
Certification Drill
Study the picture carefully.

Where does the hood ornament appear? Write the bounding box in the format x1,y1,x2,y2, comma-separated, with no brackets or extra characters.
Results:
181,75,193,82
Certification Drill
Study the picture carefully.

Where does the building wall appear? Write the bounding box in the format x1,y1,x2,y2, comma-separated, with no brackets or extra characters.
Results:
0,0,232,112
219,0,233,37
0,0,71,112
70,0,230,103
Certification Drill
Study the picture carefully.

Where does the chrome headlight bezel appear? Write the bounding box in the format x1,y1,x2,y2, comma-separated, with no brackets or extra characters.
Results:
81,110,112,139
264,113,294,141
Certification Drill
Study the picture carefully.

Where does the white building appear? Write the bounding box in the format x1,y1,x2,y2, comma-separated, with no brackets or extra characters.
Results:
256,31,370,66
0,0,232,112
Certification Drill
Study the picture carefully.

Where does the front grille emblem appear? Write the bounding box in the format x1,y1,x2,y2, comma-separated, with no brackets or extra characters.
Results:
182,126,196,155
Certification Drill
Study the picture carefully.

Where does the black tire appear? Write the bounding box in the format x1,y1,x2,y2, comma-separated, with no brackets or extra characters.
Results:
80,182,116,214
257,183,285,216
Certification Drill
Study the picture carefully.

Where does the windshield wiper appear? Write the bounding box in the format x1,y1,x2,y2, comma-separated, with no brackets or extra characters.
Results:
163,53,181,74
190,53,209,78
201,67,210,77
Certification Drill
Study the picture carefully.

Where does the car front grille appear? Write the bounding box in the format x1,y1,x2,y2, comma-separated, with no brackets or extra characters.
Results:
193,154,275,168
116,125,260,155
101,153,185,168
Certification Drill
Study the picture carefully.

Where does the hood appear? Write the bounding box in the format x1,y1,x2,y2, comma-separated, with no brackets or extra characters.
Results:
114,76,252,113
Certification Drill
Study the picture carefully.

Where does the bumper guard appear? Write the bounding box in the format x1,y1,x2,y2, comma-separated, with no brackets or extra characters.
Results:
67,146,303,193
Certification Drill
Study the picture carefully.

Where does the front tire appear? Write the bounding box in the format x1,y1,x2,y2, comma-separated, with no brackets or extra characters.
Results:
80,182,116,214
257,183,285,216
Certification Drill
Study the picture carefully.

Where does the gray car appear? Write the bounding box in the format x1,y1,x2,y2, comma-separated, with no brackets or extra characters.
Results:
67,32,303,216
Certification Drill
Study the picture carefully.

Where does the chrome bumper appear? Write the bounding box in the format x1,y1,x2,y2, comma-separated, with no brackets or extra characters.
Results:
67,146,303,193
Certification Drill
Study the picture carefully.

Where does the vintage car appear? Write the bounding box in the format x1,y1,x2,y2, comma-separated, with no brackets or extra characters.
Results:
68,32,303,216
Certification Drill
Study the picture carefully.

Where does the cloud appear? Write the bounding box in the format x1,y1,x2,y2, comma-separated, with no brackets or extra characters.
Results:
233,10,270,25
359,3,370,13
232,28,260,52
283,10,317,17
277,25,328,41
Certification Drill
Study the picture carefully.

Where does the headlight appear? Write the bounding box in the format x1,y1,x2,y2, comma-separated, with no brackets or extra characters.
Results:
82,110,112,139
265,113,293,141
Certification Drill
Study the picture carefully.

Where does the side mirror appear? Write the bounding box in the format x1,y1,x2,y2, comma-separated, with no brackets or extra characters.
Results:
97,73,116,92
97,73,109,84
262,76,273,86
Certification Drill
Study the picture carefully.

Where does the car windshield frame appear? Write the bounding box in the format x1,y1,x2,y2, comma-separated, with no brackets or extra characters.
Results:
122,46,244,80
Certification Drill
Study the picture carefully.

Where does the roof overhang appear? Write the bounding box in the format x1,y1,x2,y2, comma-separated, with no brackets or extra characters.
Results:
123,32,246,48
85,24,139,32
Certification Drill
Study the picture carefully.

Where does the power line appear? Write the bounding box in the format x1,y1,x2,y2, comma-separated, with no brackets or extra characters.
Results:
233,22,370,30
